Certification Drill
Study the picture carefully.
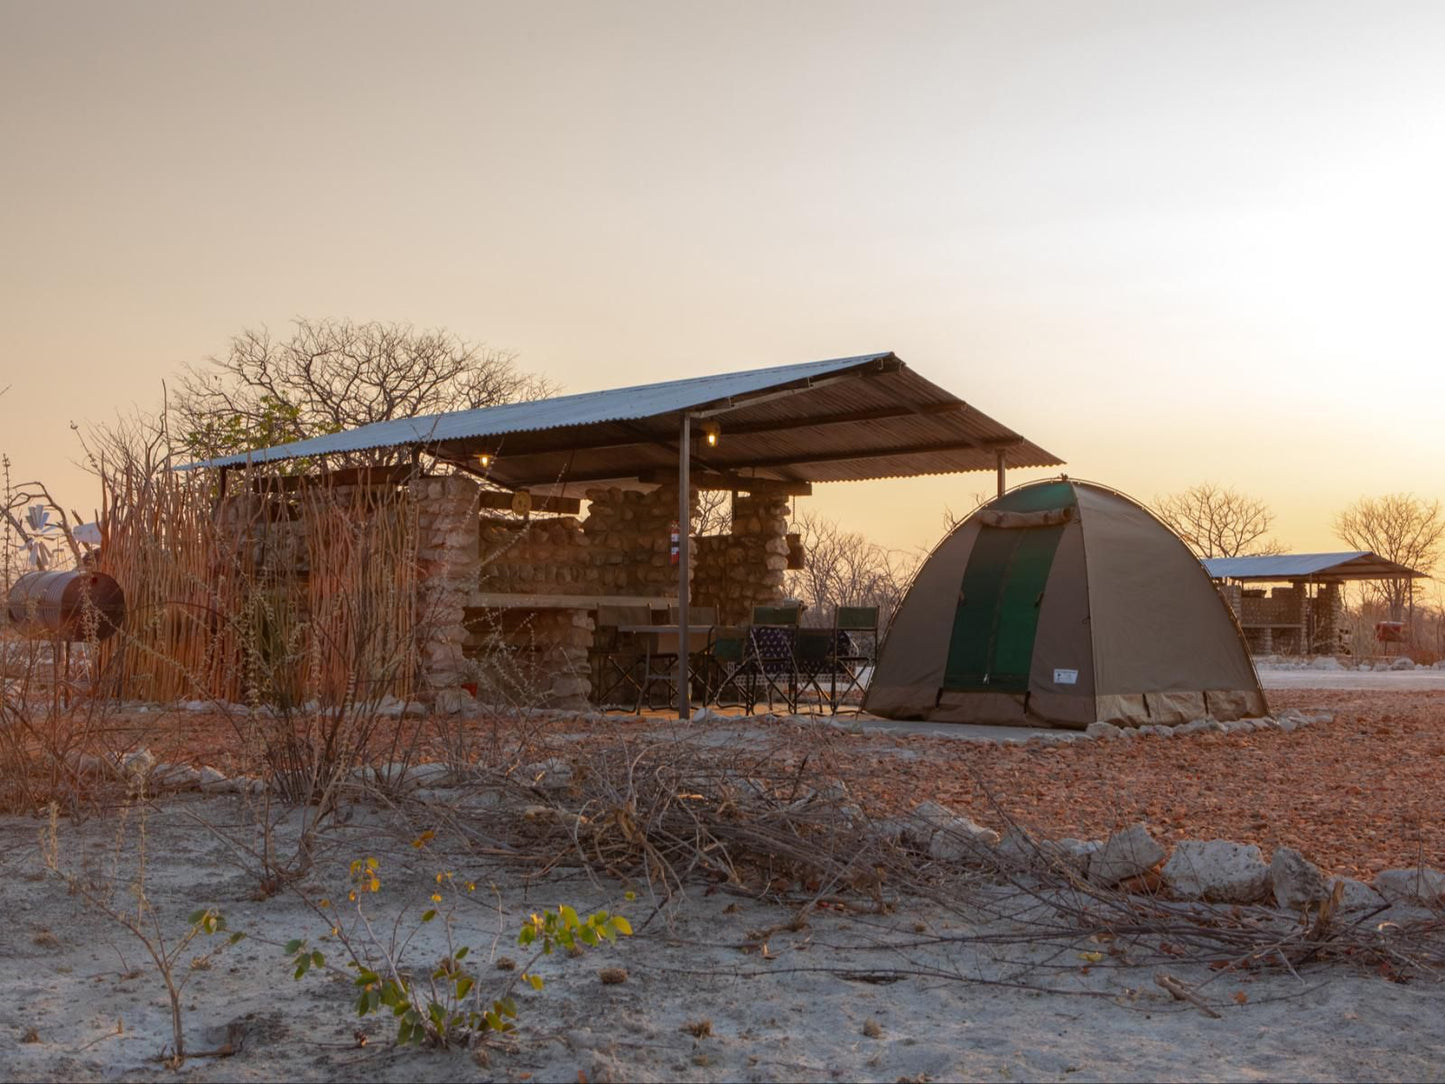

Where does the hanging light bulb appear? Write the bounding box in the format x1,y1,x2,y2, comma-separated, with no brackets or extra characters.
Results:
476,452,495,469
700,421,722,448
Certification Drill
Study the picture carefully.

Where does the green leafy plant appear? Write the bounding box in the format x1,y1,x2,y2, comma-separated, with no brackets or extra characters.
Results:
287,851,632,1049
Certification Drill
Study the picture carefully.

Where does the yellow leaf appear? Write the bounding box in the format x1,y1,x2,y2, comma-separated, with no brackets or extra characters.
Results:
1078,951,1104,963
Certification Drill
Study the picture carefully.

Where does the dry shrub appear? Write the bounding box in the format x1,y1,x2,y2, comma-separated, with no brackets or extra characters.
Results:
97,463,420,710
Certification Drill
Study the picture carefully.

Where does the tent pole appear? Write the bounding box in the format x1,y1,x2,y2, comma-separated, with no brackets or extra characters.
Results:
996,450,1006,498
677,413,691,721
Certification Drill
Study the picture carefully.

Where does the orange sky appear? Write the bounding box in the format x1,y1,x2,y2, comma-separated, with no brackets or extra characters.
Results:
4,1,1445,559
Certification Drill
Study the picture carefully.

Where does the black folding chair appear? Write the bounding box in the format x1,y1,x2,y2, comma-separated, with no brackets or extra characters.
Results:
830,605,879,712
792,627,837,714
590,605,650,710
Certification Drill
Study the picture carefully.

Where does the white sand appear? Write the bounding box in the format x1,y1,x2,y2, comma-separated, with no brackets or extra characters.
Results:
2,794,1442,1083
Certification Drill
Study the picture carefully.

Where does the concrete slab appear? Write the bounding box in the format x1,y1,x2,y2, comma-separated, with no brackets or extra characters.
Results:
1257,668,1445,691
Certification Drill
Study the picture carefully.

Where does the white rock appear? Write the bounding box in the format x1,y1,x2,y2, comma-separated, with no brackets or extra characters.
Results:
151,763,201,790
121,749,156,776
1163,840,1271,903
197,766,228,791
374,695,406,718
1336,878,1387,912
1088,823,1165,886
1391,657,1416,670
407,762,455,788
1085,721,1123,740
1309,656,1345,671
1276,717,1297,733
1270,847,1330,910
909,800,1001,859
1372,867,1445,905
180,699,211,713
522,758,573,786
1057,838,1102,870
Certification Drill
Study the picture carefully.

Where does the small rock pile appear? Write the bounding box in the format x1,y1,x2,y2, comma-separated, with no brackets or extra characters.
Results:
900,800,1444,915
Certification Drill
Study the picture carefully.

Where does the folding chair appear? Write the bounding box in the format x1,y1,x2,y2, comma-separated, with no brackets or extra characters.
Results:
792,627,837,714
590,605,651,710
701,626,756,713
830,605,879,712
749,604,801,712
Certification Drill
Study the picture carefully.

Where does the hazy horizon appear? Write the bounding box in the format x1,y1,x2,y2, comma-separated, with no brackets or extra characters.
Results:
5,1,1444,560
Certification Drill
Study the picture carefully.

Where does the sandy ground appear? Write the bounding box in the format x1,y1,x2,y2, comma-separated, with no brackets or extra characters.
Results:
5,669,1445,1083
1,790,1443,1084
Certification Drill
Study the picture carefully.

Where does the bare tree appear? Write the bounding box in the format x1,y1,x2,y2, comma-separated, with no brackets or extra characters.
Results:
785,510,918,629
1335,493,1444,622
173,318,554,460
1152,483,1283,559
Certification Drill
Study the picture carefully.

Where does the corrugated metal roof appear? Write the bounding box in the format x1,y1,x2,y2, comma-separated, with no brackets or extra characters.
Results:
183,351,1064,487
1203,552,1425,581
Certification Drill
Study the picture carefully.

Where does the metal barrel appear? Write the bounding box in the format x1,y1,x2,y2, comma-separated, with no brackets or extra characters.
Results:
5,570,126,642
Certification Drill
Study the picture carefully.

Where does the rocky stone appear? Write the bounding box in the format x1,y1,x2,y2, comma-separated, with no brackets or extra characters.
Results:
909,800,1000,859
1270,846,1330,910
1309,656,1345,671
151,763,201,790
121,749,156,777
1372,867,1445,905
1088,823,1166,886
1390,657,1416,671
1336,878,1388,912
1162,840,1270,903
197,766,228,791
1055,838,1102,872
1085,721,1123,740
1276,717,1297,733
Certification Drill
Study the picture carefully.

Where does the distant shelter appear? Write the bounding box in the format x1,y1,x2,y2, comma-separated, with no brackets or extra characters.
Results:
1203,552,1424,655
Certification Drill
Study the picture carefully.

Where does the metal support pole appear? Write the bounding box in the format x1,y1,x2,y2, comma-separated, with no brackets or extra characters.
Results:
996,449,1006,498
677,413,691,720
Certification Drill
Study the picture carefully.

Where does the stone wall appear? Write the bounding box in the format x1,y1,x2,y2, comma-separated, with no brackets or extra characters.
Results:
580,483,697,596
478,515,592,595
692,492,791,625
463,606,594,711
413,474,482,712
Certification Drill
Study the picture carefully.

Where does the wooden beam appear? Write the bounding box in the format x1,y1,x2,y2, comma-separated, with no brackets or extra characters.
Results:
703,437,1025,472
640,470,812,496
715,400,965,437
475,490,582,515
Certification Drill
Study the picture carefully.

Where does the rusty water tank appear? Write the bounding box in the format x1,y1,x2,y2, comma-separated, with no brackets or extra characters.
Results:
6,571,126,641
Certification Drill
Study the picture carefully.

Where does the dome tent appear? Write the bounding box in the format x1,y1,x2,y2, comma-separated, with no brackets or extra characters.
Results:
865,479,1266,728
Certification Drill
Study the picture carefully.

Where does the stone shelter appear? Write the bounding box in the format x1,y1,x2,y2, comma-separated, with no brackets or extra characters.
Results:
188,352,1061,715
1202,552,1425,655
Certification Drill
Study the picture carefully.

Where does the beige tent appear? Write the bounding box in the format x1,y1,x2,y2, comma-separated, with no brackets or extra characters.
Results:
865,479,1266,728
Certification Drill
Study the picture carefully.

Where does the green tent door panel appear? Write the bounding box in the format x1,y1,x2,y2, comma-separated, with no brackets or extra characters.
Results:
944,524,1065,693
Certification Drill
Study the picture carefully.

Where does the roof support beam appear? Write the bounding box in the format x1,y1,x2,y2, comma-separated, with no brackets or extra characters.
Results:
703,437,1025,472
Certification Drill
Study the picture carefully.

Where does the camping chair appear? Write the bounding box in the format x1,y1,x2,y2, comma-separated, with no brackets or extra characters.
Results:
829,605,879,713
791,627,837,714
749,604,801,712
591,605,651,710
701,626,756,713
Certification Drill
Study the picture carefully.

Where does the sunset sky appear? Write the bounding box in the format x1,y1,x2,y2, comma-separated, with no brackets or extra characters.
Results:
4,1,1444,558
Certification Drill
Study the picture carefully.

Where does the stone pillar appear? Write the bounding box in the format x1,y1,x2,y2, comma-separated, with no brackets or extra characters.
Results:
413,475,481,712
